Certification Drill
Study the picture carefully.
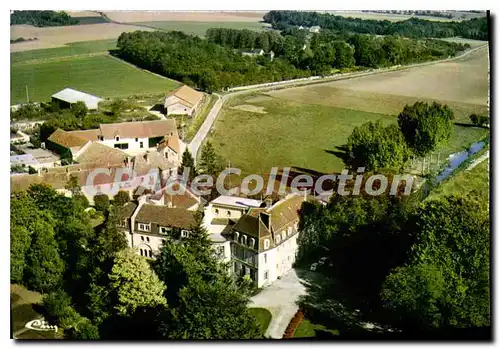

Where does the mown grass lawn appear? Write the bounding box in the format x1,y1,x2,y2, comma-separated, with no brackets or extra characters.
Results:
11,39,118,64
248,307,272,336
11,55,180,104
11,284,43,333
293,318,339,338
210,95,395,175
135,21,270,37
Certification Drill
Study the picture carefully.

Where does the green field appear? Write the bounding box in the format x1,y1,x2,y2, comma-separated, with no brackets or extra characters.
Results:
134,21,271,37
428,155,489,202
209,94,489,176
11,39,118,64
11,54,179,105
293,318,339,338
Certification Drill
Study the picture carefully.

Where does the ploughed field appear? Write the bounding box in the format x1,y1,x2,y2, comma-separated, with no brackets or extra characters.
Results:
133,21,271,37
210,45,490,175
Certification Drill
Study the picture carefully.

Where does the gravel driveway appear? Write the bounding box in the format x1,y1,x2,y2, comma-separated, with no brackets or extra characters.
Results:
249,268,309,339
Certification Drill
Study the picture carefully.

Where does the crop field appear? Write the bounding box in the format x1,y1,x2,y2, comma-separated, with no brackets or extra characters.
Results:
211,46,489,175
103,11,265,23
11,39,117,64
328,11,485,22
10,23,153,52
11,54,179,105
134,21,271,37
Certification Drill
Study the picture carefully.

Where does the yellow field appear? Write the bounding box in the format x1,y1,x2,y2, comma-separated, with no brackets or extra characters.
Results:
269,46,489,120
103,11,265,23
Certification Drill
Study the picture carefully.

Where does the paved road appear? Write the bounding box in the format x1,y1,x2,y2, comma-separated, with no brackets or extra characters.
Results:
188,93,222,162
249,269,308,339
186,45,488,162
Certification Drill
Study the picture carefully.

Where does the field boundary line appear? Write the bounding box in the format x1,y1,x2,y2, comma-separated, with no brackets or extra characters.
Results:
11,51,110,66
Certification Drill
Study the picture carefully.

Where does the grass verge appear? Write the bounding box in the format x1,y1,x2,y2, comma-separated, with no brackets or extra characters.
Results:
249,307,272,336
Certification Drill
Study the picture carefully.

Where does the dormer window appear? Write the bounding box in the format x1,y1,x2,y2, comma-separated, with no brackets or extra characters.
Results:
138,223,150,232
159,226,172,235
234,231,240,242
281,231,286,240
276,235,281,244
264,239,270,250
116,136,120,141
250,237,255,248
242,235,247,245
287,227,292,236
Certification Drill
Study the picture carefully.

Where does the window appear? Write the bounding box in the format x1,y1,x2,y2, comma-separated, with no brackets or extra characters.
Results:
250,238,255,248
148,250,153,258
141,236,144,241
264,239,270,250
276,235,281,244
264,253,267,264
116,136,120,141
114,143,129,150
181,230,189,238
281,231,286,240
160,226,172,235
234,231,240,242
146,237,150,242
214,208,219,215
140,142,144,148
99,135,104,141
264,271,269,280
135,138,138,142
227,210,231,217
242,235,247,245
138,223,150,232
288,227,292,236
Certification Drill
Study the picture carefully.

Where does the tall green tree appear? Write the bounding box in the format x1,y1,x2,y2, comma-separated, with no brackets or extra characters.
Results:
381,195,490,330
179,148,197,179
198,141,220,176
24,212,65,293
113,191,130,206
109,249,167,316
397,101,454,157
347,121,412,171
71,101,88,118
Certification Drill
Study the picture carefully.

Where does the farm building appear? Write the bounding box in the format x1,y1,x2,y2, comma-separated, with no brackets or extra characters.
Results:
242,49,265,57
51,88,103,110
164,85,203,116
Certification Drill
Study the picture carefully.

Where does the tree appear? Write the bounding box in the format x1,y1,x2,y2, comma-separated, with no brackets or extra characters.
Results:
71,101,88,118
113,191,130,206
109,249,167,316
179,149,197,180
381,195,490,330
184,211,212,256
94,206,128,261
470,114,489,127
199,141,221,176
109,99,127,116
347,121,412,171
11,225,32,283
24,212,65,293
397,101,454,157
153,240,261,339
93,194,110,212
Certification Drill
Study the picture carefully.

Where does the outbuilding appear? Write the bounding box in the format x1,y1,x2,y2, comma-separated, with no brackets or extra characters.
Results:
51,88,103,110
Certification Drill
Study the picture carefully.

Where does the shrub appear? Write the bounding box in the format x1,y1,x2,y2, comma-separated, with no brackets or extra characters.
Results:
113,191,130,206
93,194,110,212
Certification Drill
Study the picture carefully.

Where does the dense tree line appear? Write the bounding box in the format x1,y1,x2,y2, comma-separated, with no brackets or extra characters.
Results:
116,30,469,92
11,11,79,27
263,11,488,40
116,30,310,92
11,184,261,339
297,192,490,334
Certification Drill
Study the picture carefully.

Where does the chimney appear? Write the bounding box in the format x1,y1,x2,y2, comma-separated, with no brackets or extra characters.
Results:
260,212,271,231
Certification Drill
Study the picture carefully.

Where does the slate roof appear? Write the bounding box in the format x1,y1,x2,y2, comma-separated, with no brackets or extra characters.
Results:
135,204,196,229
